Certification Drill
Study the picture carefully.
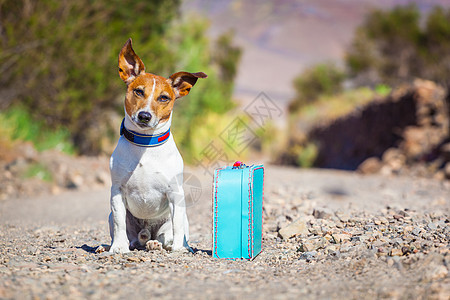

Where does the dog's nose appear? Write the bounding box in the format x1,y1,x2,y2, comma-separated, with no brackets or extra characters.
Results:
137,111,152,123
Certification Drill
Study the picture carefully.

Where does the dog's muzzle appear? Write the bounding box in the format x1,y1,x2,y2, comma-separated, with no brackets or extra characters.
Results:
137,111,152,124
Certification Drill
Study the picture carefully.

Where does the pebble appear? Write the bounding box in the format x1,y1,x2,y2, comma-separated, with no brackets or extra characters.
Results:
278,218,309,239
412,227,422,236
390,249,403,256
127,257,140,263
299,237,326,252
299,251,318,262
427,222,437,231
312,208,334,220
332,233,351,243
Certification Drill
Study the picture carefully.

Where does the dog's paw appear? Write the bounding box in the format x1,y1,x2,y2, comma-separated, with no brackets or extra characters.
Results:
145,240,163,251
109,242,130,254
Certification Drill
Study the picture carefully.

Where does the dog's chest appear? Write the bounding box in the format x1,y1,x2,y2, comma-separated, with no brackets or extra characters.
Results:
111,137,183,220
123,162,170,219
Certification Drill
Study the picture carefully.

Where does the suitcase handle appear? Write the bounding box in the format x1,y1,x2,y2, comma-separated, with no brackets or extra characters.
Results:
232,161,248,169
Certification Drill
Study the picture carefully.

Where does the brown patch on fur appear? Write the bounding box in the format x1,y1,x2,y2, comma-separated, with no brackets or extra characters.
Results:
118,38,207,124
125,74,175,122
150,76,176,123
118,39,145,84
168,72,207,99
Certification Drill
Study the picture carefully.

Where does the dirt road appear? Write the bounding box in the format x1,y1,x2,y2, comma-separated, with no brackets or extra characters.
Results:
0,166,449,299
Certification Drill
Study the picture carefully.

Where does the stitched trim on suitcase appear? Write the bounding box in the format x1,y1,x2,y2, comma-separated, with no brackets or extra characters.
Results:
247,168,253,258
250,166,264,259
213,167,226,259
257,166,265,254
260,167,265,246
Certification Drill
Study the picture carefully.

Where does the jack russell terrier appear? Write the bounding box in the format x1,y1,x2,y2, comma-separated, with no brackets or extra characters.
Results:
109,38,206,253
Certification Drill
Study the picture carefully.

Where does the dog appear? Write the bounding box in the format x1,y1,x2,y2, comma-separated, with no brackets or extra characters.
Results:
108,38,207,253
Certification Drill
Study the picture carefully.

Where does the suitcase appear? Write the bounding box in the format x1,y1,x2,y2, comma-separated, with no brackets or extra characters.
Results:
212,162,264,260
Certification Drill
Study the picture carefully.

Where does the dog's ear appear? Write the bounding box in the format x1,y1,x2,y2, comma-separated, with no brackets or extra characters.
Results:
168,71,207,99
118,38,145,84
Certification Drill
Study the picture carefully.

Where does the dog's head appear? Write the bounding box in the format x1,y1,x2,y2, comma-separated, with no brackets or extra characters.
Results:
118,38,207,129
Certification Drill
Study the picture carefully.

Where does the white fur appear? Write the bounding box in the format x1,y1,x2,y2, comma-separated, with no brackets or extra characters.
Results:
146,78,156,110
109,111,191,253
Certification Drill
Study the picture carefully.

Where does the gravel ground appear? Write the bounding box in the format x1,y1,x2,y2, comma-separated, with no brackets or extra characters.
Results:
0,165,449,299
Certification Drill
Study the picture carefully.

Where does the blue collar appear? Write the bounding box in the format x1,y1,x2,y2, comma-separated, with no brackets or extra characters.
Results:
120,118,170,147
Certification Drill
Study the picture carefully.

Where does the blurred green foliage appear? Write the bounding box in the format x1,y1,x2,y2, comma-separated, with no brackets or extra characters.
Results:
294,87,386,125
169,18,241,161
24,162,53,182
297,143,318,168
346,4,450,88
374,84,392,96
289,63,346,112
0,0,240,158
0,106,74,153
289,4,450,116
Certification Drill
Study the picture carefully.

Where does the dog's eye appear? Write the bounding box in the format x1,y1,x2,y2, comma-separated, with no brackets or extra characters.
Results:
158,95,171,102
134,89,144,97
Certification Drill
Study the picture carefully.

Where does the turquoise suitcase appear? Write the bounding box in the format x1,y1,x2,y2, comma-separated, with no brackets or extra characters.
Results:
212,163,264,260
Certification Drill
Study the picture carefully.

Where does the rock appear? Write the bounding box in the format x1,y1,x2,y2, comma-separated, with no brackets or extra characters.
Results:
427,222,437,231
440,143,450,160
308,225,322,235
423,265,448,281
412,227,422,236
390,248,403,256
299,237,327,252
95,171,110,185
323,234,333,242
332,233,351,244
278,218,309,239
387,258,394,267
20,142,38,161
444,162,450,180
397,210,409,218
57,256,68,262
358,157,382,174
6,158,28,174
325,245,336,254
382,148,405,172
312,208,334,220
335,211,350,223
339,242,353,253
127,257,140,262
434,170,445,181
379,217,389,225
67,173,84,189
299,251,318,262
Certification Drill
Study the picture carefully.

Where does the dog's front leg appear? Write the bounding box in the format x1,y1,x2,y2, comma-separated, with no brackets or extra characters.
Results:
168,189,191,252
109,186,130,253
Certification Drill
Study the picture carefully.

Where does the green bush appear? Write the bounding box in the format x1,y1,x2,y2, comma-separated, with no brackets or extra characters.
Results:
0,106,74,154
0,0,182,154
297,143,318,168
346,4,450,88
289,63,346,112
0,1,240,158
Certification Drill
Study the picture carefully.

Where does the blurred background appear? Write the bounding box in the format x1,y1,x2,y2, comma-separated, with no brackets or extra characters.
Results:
1,0,450,199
